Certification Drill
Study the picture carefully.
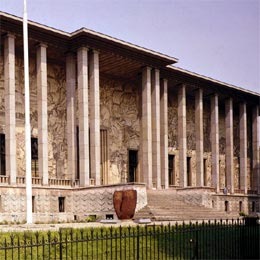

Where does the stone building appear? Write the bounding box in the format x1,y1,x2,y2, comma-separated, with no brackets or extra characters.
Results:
0,11,259,223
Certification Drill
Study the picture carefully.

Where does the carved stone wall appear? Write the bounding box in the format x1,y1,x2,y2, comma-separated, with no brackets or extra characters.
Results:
167,95,249,190
0,184,147,223
100,77,140,184
0,53,67,178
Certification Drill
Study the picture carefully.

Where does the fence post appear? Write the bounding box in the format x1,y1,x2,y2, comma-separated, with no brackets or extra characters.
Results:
59,229,62,260
137,225,140,260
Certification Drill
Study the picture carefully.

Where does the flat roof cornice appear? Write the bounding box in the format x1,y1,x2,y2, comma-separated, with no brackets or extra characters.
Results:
0,11,178,66
167,65,260,98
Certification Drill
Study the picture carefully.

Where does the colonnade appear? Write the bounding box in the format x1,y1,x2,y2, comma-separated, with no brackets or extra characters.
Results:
3,34,101,187
3,34,260,194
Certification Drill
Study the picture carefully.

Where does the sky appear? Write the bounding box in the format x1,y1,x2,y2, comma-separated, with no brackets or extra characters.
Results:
1,0,259,93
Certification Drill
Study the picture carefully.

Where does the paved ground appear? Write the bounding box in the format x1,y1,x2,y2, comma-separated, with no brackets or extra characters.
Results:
0,218,228,233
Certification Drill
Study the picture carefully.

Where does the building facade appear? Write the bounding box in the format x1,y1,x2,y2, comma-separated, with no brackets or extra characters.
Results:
0,12,259,223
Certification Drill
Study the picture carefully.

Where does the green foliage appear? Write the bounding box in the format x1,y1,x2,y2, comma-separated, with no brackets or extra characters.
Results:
85,215,97,222
239,211,247,217
0,221,258,259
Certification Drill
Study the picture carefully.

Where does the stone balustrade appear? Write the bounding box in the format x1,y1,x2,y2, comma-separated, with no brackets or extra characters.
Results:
0,175,9,184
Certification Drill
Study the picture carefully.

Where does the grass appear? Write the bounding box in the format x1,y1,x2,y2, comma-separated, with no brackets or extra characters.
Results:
0,220,258,259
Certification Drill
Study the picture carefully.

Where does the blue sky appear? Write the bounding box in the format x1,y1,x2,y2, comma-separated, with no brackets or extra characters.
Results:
1,0,259,93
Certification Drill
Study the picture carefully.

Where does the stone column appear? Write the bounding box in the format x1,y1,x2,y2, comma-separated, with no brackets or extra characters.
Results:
160,79,168,189
211,94,219,193
239,102,247,194
195,88,204,186
89,50,100,185
151,69,161,189
77,47,90,187
141,67,153,189
252,105,259,193
178,84,187,187
66,53,77,181
4,34,16,184
36,43,48,185
225,98,234,194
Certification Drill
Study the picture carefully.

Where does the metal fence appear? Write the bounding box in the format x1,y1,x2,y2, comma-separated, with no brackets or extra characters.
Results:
0,218,259,259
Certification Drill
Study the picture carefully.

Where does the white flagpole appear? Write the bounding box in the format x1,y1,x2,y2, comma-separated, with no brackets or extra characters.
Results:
23,0,33,224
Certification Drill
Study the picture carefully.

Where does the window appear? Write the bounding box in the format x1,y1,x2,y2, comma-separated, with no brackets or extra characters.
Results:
100,130,108,184
239,201,242,212
31,138,39,177
168,155,175,185
32,196,35,213
76,126,80,180
59,197,65,212
203,158,207,186
252,201,255,212
187,157,192,186
128,150,138,182
0,134,5,175
224,201,229,212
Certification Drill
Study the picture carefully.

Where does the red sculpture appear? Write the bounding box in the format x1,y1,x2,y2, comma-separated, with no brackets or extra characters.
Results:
113,190,137,220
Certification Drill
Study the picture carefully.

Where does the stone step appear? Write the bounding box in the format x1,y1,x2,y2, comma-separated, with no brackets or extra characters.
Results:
134,189,239,221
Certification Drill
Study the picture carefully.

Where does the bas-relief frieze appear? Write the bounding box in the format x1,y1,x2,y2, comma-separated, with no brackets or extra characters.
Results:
100,78,140,184
203,100,211,152
1,55,67,178
0,51,255,190
168,94,178,148
47,64,67,178
186,97,196,151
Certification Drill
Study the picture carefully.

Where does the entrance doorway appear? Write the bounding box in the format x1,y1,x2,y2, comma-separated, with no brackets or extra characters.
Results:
128,150,138,182
187,157,192,186
168,154,175,185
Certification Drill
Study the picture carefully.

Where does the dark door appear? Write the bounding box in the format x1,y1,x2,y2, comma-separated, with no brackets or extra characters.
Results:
128,150,138,182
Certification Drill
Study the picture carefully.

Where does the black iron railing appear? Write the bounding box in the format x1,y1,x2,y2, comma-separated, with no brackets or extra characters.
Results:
0,218,259,259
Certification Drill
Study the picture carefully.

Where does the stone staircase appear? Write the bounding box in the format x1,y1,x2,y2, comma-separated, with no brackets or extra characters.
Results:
134,189,239,221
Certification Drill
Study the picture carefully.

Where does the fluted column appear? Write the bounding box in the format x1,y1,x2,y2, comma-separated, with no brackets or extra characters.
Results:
239,102,247,194
151,69,161,189
252,105,259,193
225,98,234,194
178,84,187,187
66,53,77,181
77,47,89,186
160,79,168,189
89,50,100,185
211,94,219,192
4,34,16,184
36,43,48,185
195,88,204,186
141,67,153,189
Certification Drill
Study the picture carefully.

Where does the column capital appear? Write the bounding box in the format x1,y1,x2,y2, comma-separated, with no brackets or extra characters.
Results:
142,66,152,72
2,32,15,40
160,78,168,84
91,49,100,55
36,42,48,49
77,45,89,52
65,50,76,57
